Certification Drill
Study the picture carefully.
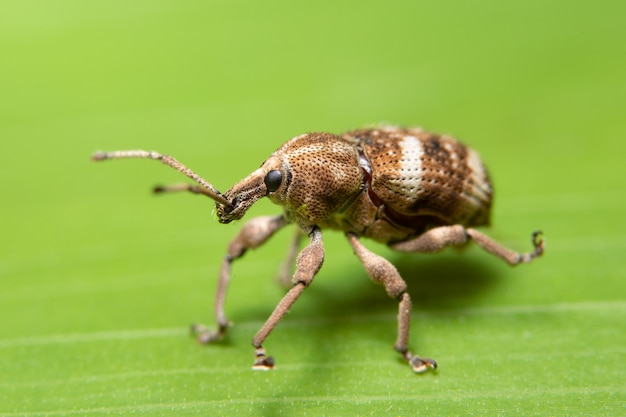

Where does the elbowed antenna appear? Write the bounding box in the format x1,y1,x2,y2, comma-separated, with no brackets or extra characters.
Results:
92,149,233,209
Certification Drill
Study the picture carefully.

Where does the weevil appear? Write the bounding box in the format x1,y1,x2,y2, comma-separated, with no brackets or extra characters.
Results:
92,126,544,373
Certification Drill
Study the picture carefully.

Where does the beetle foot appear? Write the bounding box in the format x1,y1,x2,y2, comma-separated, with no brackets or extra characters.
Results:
531,231,544,256
190,323,227,344
518,230,544,263
252,348,275,370
405,353,437,373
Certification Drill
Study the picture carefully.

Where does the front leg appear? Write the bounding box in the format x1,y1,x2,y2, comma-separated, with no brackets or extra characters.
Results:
252,227,324,370
191,215,288,343
346,232,437,373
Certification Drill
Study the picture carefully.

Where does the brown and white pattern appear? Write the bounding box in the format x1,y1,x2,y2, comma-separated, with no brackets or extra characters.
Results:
344,127,492,231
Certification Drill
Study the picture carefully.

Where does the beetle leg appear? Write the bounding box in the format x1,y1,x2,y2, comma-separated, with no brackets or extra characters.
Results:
467,229,544,265
276,229,305,289
346,232,437,373
391,225,544,266
252,227,324,370
191,215,288,344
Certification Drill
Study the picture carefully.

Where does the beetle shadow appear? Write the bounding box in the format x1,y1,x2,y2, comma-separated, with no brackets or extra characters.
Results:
395,253,499,308
235,252,501,323
309,252,500,315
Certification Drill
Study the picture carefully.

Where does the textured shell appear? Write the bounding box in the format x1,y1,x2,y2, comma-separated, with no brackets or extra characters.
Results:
269,132,364,226
343,127,493,228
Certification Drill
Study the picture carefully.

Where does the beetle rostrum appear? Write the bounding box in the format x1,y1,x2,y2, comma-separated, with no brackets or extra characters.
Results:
93,126,544,373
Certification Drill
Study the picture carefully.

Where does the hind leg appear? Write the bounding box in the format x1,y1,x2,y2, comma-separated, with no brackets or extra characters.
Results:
391,226,544,265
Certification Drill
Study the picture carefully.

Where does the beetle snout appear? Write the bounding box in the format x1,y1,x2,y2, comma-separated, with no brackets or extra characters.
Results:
216,199,236,224
216,172,267,224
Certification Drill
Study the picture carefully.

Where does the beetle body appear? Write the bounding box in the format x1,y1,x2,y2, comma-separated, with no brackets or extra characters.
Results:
93,126,543,373
226,127,492,244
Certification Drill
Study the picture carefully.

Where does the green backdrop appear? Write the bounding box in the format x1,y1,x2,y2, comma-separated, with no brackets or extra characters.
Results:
1,1,624,415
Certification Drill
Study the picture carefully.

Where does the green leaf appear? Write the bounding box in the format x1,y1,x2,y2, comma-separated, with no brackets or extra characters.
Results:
1,0,624,416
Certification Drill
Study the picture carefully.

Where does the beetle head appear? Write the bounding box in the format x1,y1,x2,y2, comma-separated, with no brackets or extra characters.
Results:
217,133,363,226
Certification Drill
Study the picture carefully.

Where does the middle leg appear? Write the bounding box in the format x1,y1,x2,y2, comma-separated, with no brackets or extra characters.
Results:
275,229,305,289
346,232,437,373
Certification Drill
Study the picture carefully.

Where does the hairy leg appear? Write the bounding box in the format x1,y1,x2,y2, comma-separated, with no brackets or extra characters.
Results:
391,225,544,265
252,227,324,369
276,229,305,289
192,215,288,343
346,232,437,373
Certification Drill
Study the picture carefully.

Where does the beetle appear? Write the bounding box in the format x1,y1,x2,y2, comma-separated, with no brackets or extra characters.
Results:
92,126,543,373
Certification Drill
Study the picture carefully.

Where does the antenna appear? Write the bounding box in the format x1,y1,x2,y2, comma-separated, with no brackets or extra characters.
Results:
92,150,233,209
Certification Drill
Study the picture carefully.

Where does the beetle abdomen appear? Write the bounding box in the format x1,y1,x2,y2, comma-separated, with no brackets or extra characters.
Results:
345,127,492,228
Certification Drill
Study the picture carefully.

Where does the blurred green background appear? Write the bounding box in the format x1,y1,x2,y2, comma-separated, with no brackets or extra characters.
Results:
1,0,625,415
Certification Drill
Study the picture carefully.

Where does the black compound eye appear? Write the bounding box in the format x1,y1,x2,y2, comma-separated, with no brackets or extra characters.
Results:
264,170,282,193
